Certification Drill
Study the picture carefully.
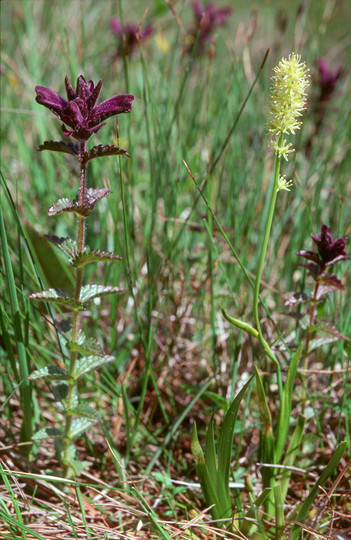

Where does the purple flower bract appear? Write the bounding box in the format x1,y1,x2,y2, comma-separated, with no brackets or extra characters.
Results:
35,75,134,141
297,224,349,274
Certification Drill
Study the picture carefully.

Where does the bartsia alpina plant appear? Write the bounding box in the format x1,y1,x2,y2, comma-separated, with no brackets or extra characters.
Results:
29,75,134,477
285,225,349,366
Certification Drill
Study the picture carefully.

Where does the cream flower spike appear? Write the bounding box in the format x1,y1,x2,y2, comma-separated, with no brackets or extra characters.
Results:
268,53,309,159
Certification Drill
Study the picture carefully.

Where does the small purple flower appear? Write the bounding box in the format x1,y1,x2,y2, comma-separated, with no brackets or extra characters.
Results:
35,75,134,141
110,17,153,56
297,225,349,289
317,58,343,103
191,1,232,44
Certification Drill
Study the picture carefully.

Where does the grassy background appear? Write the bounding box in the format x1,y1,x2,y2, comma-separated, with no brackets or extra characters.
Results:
1,0,350,538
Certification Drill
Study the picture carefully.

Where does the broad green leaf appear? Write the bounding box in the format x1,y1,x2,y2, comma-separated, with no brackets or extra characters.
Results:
33,427,63,440
46,236,122,268
70,417,95,439
290,441,348,540
72,249,122,268
29,365,71,381
25,223,74,291
66,330,104,357
217,376,253,494
275,345,302,462
79,284,124,303
196,462,227,521
70,403,101,420
45,235,78,262
75,354,115,377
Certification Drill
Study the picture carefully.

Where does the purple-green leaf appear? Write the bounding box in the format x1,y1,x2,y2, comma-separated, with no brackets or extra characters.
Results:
284,291,310,307
82,144,130,165
38,140,80,157
47,188,112,218
72,249,122,268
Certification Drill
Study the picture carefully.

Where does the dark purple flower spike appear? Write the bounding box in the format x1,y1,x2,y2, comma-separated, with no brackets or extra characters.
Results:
35,75,134,141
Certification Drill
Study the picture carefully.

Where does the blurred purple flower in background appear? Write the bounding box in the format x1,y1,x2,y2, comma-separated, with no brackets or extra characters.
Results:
312,57,343,133
189,1,232,51
110,17,153,56
317,58,343,103
35,75,134,141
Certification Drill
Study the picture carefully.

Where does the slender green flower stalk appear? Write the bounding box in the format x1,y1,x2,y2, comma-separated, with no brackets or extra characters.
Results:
253,53,309,389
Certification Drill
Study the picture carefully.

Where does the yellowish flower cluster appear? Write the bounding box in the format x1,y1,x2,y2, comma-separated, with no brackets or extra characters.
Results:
268,53,309,159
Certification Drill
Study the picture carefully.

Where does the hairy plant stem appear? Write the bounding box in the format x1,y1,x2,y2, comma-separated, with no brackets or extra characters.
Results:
253,132,284,402
62,141,87,478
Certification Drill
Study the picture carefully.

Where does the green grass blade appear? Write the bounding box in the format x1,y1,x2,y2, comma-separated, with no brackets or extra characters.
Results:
0,461,27,540
290,441,348,540
255,366,275,487
0,206,33,449
204,418,218,483
275,345,302,462
274,484,285,540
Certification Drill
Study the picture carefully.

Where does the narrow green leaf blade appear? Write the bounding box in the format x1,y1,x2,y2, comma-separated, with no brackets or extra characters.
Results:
255,366,275,489
275,345,302,462
217,375,253,490
204,418,218,483
279,415,306,503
